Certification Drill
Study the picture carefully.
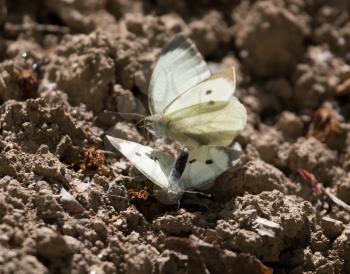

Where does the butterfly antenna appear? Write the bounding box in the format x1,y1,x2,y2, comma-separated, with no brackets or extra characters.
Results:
135,117,146,127
118,111,146,118
107,194,129,200
104,110,146,120
185,190,211,198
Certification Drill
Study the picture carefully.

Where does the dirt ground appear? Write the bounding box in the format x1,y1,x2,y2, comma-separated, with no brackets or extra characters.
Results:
1,0,350,273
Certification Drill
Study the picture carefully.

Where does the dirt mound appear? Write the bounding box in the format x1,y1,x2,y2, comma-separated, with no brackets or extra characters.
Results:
1,0,350,273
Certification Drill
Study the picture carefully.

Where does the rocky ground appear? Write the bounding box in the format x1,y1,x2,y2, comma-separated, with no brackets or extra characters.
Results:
1,0,350,273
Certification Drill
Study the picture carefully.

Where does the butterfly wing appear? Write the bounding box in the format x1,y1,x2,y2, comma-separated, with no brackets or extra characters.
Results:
163,67,236,115
180,145,242,189
106,136,172,189
149,33,210,115
162,96,247,149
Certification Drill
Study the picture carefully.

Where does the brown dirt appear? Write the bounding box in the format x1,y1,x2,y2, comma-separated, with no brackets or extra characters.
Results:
1,0,350,273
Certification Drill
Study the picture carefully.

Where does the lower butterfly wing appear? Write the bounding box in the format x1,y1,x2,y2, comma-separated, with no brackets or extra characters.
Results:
106,136,172,189
162,97,247,149
180,145,242,189
149,33,210,115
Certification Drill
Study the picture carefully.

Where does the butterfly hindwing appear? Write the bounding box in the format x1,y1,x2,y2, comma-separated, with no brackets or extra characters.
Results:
149,33,211,115
180,145,242,189
161,97,247,148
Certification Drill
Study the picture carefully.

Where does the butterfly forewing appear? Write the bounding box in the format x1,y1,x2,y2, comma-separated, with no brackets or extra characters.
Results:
149,33,210,115
106,136,171,189
162,67,235,115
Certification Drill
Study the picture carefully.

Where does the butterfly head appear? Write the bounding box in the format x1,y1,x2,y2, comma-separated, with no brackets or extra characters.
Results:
144,114,169,138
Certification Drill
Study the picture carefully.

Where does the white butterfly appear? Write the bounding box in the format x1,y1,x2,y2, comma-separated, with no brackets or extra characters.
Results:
106,135,241,204
146,33,247,149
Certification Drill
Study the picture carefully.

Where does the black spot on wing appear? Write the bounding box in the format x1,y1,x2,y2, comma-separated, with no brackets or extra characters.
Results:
208,101,215,105
189,159,196,164
135,152,141,156
205,159,213,165
205,90,212,95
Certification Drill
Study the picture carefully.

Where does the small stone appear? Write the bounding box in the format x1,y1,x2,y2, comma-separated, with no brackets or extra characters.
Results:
58,188,85,214
62,235,81,253
321,217,344,239
310,230,331,252
336,78,350,96
92,220,108,240
276,111,304,139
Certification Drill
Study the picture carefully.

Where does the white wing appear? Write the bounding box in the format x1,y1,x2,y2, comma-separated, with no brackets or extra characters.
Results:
149,33,211,114
163,67,236,115
180,145,242,189
106,136,172,189
162,96,247,149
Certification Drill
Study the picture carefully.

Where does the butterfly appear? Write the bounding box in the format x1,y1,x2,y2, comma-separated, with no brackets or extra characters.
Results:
146,33,247,149
106,135,241,204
